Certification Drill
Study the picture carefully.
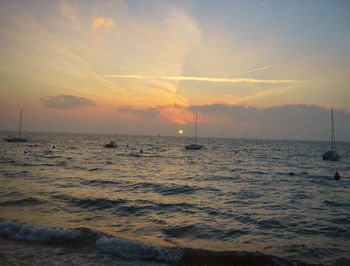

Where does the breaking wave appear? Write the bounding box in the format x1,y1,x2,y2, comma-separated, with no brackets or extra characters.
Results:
0,220,306,265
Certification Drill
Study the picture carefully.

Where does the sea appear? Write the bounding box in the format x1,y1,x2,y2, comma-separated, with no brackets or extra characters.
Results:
0,132,349,265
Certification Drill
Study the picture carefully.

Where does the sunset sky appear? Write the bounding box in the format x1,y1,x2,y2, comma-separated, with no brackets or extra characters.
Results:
1,0,350,140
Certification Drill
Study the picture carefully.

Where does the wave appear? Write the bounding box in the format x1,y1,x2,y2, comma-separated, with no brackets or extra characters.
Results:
0,197,45,207
96,236,181,262
0,158,66,168
0,220,307,265
128,152,142,157
50,194,129,210
323,200,350,208
0,220,79,244
88,167,102,172
80,179,121,186
131,181,196,196
162,223,249,240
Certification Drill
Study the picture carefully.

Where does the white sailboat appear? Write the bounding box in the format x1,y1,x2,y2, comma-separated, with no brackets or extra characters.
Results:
4,110,27,142
185,112,205,150
322,107,340,161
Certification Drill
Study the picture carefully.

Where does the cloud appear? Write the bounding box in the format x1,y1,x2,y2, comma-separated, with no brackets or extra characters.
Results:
92,17,115,29
118,104,193,124
239,66,272,75
41,94,96,109
117,103,350,140
191,103,350,140
118,106,160,118
104,74,299,84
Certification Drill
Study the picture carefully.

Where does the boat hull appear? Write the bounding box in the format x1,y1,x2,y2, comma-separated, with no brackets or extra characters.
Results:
185,144,204,150
4,138,27,142
322,150,340,161
105,141,117,148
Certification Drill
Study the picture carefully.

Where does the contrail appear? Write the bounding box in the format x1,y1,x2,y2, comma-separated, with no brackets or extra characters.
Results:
239,65,272,74
104,74,298,84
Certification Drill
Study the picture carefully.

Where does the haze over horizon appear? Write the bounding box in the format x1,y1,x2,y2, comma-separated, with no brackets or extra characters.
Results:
1,1,350,141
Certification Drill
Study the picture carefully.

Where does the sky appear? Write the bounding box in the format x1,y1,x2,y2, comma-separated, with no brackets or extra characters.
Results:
1,0,350,141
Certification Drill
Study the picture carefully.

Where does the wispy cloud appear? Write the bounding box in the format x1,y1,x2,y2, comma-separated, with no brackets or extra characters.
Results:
104,74,299,84
41,94,96,109
239,66,272,74
118,106,160,118
92,17,115,29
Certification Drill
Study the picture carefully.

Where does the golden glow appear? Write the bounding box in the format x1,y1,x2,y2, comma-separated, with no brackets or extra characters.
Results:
104,74,300,84
178,129,183,134
2,0,349,139
92,17,115,29
157,105,194,124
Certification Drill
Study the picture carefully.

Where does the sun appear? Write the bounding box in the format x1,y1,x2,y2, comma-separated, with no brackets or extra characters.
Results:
178,129,184,135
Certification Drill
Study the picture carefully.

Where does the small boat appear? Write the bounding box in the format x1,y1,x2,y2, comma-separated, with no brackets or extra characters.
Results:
185,143,204,150
322,107,340,161
4,110,27,142
105,141,117,148
185,112,205,150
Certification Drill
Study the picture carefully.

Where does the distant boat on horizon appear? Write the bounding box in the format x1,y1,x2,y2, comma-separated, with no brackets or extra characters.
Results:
322,107,340,161
185,112,205,150
4,110,27,143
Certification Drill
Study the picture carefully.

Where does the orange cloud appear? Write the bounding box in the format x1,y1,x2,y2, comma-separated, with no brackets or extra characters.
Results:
92,17,115,29
118,104,195,125
157,104,194,124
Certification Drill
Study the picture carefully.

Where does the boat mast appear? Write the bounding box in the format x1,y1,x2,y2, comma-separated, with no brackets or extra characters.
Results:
195,112,198,144
19,109,23,138
331,107,336,152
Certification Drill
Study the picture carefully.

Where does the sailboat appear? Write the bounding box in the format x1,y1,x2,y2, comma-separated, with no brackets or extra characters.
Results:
4,110,27,142
185,112,205,150
322,107,340,161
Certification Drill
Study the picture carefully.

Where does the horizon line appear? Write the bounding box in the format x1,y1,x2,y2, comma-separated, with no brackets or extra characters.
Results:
0,129,345,143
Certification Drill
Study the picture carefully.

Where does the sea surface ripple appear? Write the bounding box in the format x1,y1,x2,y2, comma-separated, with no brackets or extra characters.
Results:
0,132,349,265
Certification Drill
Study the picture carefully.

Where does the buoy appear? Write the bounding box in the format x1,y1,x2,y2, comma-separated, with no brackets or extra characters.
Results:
234,150,238,153
52,145,55,149
140,149,143,154
334,171,340,180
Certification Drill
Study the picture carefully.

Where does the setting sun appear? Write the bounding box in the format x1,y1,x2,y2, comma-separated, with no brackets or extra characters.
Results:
178,129,184,134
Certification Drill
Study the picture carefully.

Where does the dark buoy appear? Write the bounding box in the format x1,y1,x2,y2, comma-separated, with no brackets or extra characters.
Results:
53,145,55,149
334,171,340,180
234,150,238,153
140,149,143,154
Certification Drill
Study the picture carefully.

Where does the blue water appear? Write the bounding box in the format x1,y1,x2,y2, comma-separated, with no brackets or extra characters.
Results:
0,132,349,265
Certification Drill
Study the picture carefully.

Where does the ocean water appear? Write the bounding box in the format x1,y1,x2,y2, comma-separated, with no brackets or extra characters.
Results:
0,132,349,265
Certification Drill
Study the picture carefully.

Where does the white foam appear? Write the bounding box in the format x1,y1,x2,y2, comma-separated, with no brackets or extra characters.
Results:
0,221,79,243
96,236,182,262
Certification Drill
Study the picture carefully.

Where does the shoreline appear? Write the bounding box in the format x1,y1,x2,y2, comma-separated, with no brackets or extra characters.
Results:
0,237,165,266
0,236,312,266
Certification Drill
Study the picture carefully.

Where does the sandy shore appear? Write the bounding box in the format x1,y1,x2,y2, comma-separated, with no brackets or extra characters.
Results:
0,237,166,266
